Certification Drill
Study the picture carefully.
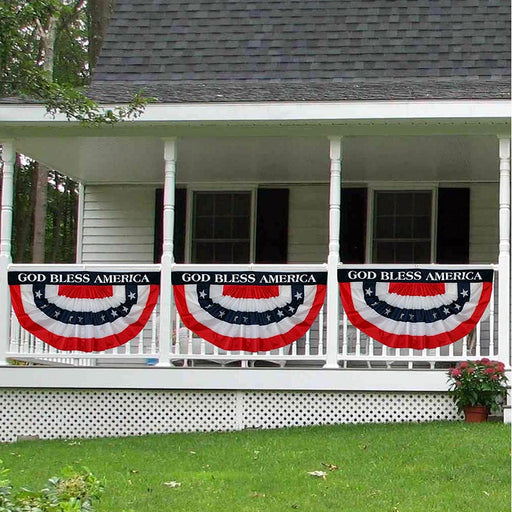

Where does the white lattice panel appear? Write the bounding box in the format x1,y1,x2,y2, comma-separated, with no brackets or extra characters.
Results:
0,390,239,443
242,392,461,429
0,389,460,443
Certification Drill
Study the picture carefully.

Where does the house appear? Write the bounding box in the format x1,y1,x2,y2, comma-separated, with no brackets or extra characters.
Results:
0,0,510,441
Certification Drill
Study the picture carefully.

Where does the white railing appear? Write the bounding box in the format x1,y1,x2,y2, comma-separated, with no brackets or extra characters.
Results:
6,263,504,369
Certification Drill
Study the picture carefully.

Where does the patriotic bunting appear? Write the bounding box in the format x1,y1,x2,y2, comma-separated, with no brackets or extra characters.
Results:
338,268,493,350
9,271,160,352
172,271,327,352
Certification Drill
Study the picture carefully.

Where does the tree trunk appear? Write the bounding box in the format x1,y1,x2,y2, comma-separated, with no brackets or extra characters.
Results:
88,0,116,74
32,163,48,263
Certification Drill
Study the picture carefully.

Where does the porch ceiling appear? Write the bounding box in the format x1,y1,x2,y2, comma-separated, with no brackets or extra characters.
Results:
11,133,501,184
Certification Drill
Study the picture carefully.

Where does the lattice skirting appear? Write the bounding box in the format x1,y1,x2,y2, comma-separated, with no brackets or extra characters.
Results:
0,389,461,443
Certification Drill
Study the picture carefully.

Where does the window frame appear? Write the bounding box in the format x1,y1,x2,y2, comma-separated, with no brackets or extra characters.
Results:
184,185,257,264
366,183,438,264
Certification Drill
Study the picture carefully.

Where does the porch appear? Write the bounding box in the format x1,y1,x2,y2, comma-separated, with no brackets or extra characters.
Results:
0,102,511,442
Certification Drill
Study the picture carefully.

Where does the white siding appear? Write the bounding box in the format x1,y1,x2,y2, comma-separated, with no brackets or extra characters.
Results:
288,184,329,263
79,182,498,266
469,183,498,264
81,185,155,264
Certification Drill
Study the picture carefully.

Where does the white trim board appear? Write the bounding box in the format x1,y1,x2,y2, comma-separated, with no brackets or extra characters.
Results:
0,367,453,392
0,99,510,124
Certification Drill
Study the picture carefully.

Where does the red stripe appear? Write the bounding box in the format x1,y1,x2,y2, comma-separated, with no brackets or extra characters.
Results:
58,285,114,298
173,284,326,352
222,285,279,298
339,282,492,350
388,282,446,296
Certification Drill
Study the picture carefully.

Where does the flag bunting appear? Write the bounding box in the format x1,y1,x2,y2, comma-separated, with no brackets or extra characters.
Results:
172,270,327,352
338,268,493,349
9,271,160,352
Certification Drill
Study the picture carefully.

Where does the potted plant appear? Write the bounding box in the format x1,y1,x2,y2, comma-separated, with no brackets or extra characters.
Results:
447,359,508,422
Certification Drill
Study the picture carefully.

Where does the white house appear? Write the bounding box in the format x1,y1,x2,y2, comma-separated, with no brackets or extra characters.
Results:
0,0,510,441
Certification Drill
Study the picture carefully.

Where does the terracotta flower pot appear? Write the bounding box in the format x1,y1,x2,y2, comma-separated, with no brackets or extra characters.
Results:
463,405,489,423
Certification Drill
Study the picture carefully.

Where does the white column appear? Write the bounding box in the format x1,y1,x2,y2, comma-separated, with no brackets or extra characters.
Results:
157,138,177,367
324,136,342,369
0,141,15,365
497,136,511,423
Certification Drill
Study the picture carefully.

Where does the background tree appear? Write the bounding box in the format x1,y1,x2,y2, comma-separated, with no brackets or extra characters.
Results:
1,0,148,263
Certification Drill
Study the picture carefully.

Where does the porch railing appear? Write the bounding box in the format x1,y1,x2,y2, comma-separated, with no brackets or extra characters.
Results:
5,263,502,368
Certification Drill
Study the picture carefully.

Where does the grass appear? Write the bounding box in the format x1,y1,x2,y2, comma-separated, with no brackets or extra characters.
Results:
1,422,510,512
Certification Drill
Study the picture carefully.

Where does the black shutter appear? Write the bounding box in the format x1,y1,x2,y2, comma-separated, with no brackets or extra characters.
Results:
340,188,367,263
436,187,470,264
153,187,187,263
255,188,289,263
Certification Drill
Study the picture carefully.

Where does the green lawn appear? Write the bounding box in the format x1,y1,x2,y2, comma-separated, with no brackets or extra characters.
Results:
1,422,510,512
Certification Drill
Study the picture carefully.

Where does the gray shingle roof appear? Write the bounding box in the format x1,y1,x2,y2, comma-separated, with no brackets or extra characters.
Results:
90,0,510,102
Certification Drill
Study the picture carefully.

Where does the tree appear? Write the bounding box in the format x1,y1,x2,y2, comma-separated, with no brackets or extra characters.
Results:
0,0,148,123
1,1,149,262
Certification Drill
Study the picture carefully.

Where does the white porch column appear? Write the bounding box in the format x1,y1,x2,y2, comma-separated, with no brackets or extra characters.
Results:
157,138,177,367
324,136,342,369
0,141,15,365
497,136,511,423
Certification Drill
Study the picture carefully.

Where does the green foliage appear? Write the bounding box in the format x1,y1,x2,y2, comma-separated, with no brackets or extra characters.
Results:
0,0,150,123
0,461,103,512
447,359,508,412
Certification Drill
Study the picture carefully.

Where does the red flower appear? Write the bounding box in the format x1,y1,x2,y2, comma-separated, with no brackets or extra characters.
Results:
451,368,462,378
483,368,495,375
459,362,469,369
490,375,499,380
467,367,475,374
480,358,491,364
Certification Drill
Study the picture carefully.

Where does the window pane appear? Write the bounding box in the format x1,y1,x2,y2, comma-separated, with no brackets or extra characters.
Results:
213,217,232,238
375,193,394,215
194,216,213,238
191,191,251,263
413,216,431,238
214,194,233,216
193,242,214,263
372,190,432,263
214,242,232,263
395,242,414,263
195,193,214,216
395,193,413,215
234,193,251,216
395,216,413,238
413,241,431,263
233,242,250,262
375,215,394,238
373,241,395,263
233,216,250,238
414,192,432,213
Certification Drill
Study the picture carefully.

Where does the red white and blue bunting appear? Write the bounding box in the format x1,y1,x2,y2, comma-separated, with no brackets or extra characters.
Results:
9,271,160,352
338,268,493,350
172,271,327,352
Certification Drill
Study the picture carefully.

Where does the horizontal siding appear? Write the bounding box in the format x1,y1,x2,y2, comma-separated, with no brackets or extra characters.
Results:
81,185,156,264
287,184,328,263
469,183,498,264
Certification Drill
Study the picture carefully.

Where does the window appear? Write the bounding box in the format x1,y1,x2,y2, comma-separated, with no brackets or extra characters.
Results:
371,190,433,263
191,191,251,263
